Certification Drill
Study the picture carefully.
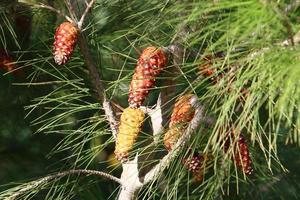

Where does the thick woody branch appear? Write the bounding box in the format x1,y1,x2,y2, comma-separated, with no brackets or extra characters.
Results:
118,155,143,200
58,0,119,138
77,34,118,139
140,93,164,144
6,169,122,200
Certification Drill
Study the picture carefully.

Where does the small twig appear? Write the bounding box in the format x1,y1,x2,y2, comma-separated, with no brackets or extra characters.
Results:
78,0,96,29
281,30,300,46
64,0,78,22
6,169,122,200
62,0,118,137
143,96,204,185
249,29,300,59
18,1,73,22
285,0,300,13
24,0,118,139
273,4,295,46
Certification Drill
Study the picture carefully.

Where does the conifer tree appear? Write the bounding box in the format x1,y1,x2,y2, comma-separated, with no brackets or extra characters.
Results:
0,0,300,199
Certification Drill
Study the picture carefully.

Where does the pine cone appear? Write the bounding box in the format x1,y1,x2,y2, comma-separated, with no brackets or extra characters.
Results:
198,54,226,84
224,133,252,175
169,94,196,127
164,126,182,151
0,49,15,72
198,55,216,76
164,94,196,151
198,53,249,101
183,152,206,182
115,107,145,161
128,46,168,108
53,22,79,65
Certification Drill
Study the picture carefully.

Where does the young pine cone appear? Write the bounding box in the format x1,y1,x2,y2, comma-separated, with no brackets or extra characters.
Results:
128,46,168,108
164,94,196,151
224,133,252,175
53,22,79,65
183,152,207,182
115,107,145,161
198,53,225,84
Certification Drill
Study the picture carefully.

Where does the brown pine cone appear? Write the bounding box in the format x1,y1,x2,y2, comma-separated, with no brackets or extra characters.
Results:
224,133,253,175
169,94,196,127
128,46,168,108
183,151,207,182
164,94,196,151
53,22,79,65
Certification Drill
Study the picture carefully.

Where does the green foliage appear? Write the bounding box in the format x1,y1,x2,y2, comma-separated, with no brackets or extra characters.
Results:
0,0,300,199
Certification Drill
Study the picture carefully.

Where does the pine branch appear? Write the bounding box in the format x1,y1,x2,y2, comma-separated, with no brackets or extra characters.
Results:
118,155,143,200
18,0,118,138
18,0,73,22
116,8,194,199
5,169,122,200
285,0,300,13
143,97,204,185
140,93,164,144
66,2,119,138
249,28,300,59
64,0,78,22
77,34,118,138
116,96,204,200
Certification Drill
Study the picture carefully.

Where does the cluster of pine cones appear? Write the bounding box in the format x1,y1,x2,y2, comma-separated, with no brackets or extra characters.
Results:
51,21,253,181
115,46,168,160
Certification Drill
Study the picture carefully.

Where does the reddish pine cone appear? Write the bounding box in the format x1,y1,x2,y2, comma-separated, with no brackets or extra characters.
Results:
198,55,215,76
128,46,168,108
164,126,182,151
0,49,15,72
225,133,252,175
169,94,196,127
53,22,79,65
164,94,196,151
183,152,207,182
115,107,145,161
198,54,224,84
